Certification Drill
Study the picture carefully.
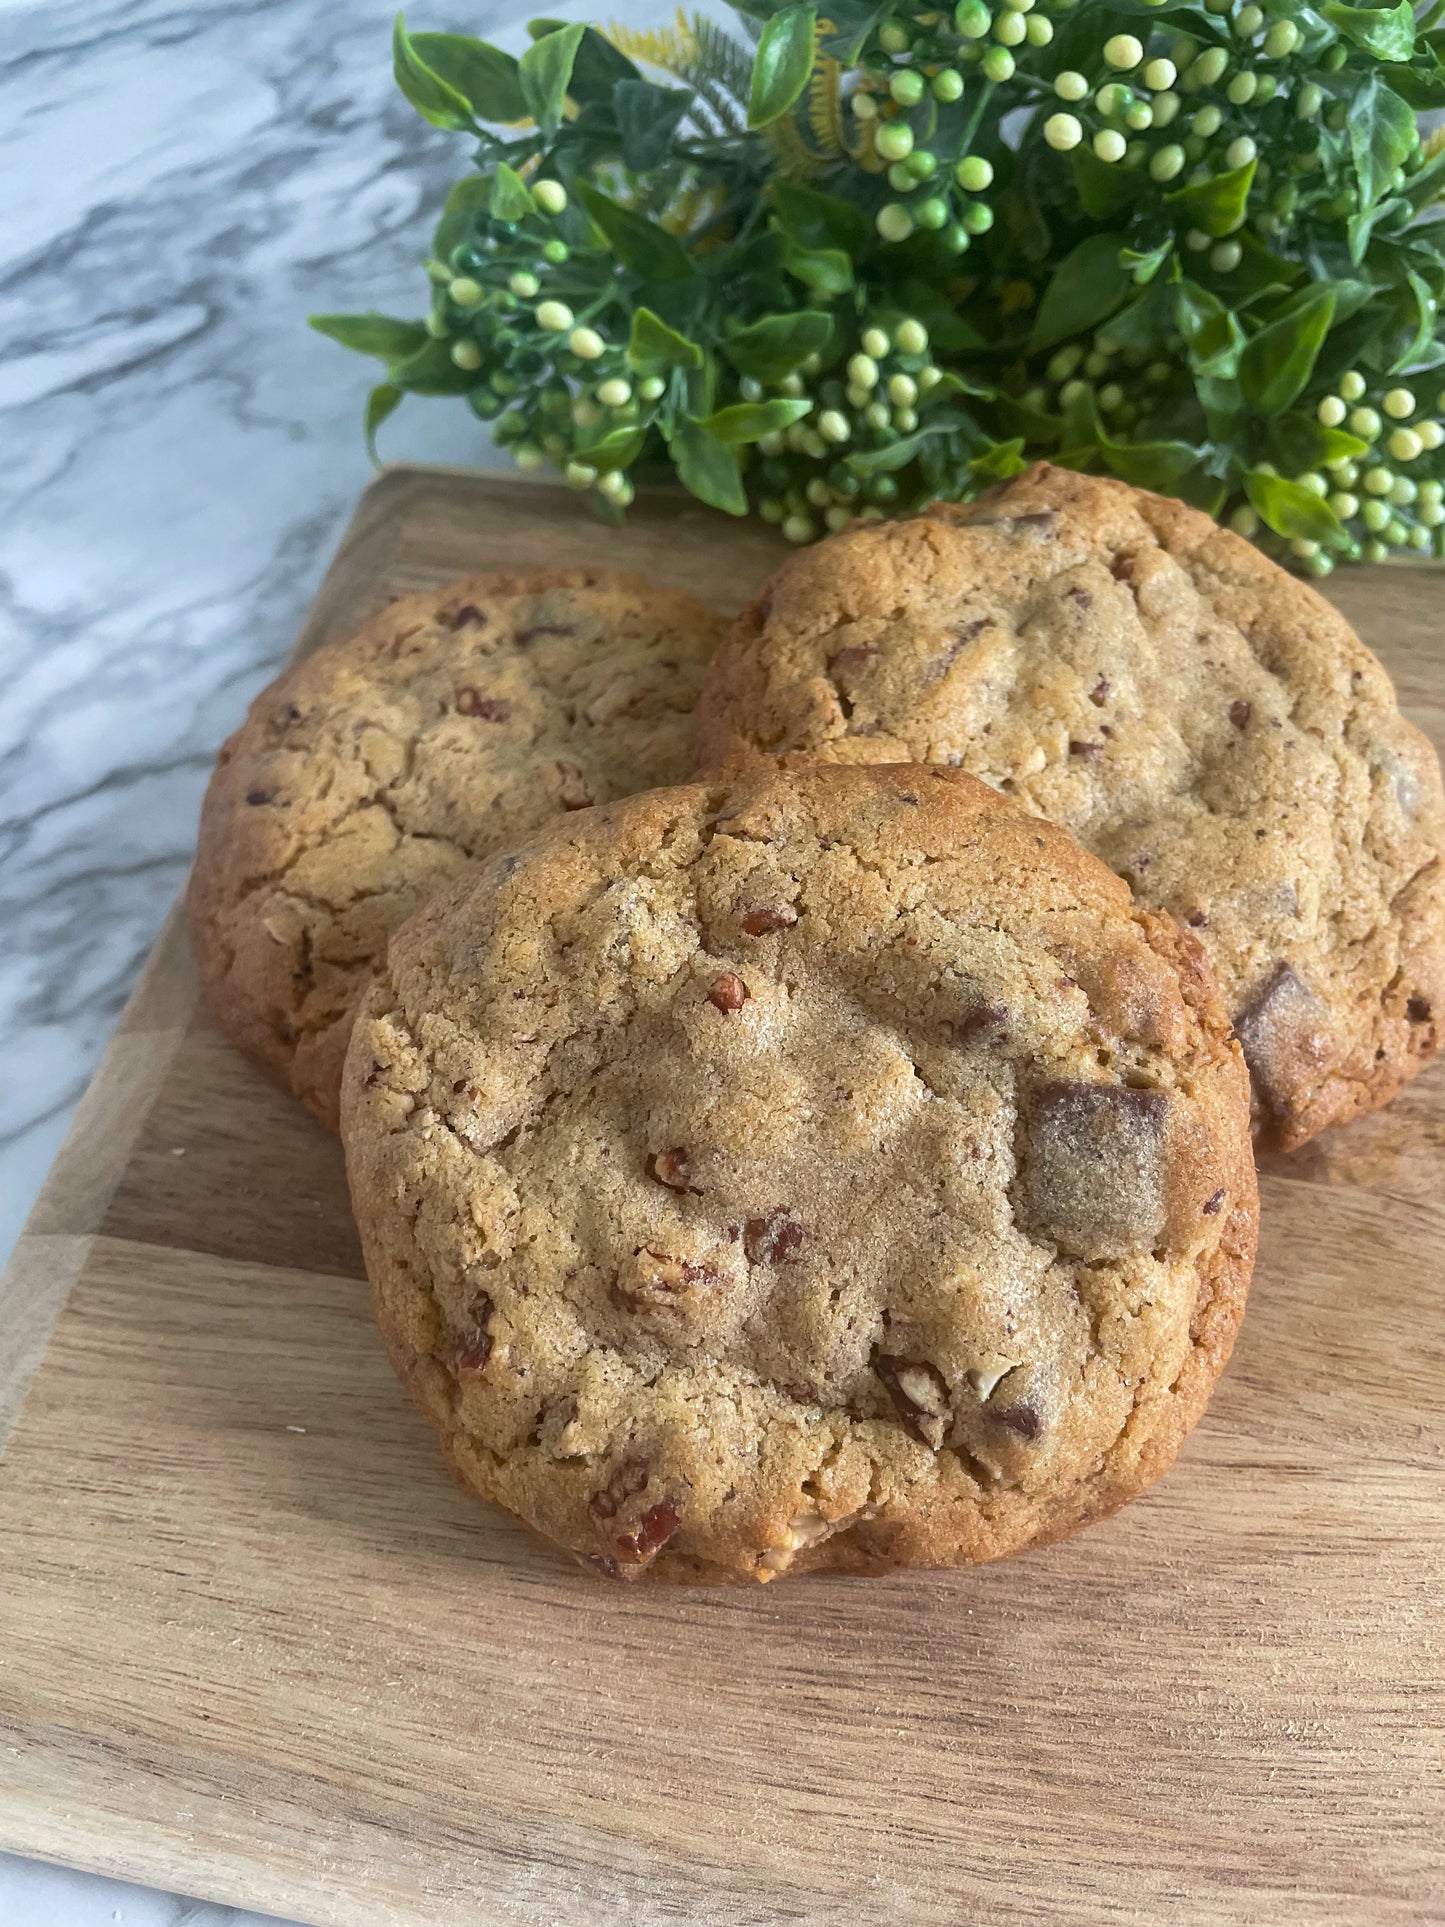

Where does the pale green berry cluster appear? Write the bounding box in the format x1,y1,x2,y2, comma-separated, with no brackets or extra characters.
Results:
751,317,947,541
1228,378,1445,573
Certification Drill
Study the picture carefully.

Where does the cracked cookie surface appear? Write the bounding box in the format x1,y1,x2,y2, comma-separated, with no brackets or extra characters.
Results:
342,763,1256,1583
189,567,726,1129
696,464,1445,1150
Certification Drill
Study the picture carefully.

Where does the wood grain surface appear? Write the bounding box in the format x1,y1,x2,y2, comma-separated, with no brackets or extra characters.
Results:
1,466,1441,1927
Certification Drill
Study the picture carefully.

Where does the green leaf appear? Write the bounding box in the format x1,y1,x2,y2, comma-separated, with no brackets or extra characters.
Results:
969,438,1028,483
722,310,833,382
1391,267,1440,372
408,33,526,121
540,23,641,100
628,307,705,375
672,422,748,514
782,240,853,292
387,337,481,395
1239,285,1337,416
1323,0,1415,60
392,15,477,131
432,174,493,260
769,180,870,253
1030,235,1131,350
1164,157,1256,238
846,428,941,476
519,23,585,135
1120,240,1173,285
1350,77,1416,208
309,312,430,362
1244,469,1350,550
575,181,692,279
490,162,535,224
693,399,813,442
578,424,646,470
1268,418,1370,473
748,4,817,128
1101,437,1202,492
364,383,403,464
1071,145,1147,220
614,80,692,171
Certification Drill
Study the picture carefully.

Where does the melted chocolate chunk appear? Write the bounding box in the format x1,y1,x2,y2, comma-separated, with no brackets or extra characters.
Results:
1234,963,1330,1130
992,1401,1044,1442
1407,995,1433,1024
1089,678,1110,706
449,604,486,629
616,1500,680,1564
1018,1081,1169,1259
1229,699,1252,730
1202,1189,1225,1216
245,787,278,806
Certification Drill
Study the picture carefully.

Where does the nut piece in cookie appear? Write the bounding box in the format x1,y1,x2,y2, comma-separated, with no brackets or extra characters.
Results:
343,763,1257,1584
189,567,727,1129
695,463,1445,1149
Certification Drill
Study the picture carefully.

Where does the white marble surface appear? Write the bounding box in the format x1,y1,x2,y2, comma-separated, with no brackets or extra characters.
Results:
0,0,681,1919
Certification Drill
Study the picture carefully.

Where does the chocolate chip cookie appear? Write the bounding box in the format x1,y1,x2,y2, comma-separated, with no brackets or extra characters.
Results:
342,763,1256,1583
189,568,726,1129
696,464,1445,1150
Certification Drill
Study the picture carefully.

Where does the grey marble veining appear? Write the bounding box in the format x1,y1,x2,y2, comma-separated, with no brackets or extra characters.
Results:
0,0,673,1917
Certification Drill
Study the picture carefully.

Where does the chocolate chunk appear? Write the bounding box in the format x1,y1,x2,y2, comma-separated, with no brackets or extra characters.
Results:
1069,740,1103,759
743,1210,804,1266
455,1295,494,1374
740,905,798,936
992,1401,1044,1442
1089,677,1110,705
1229,699,1251,730
874,1353,950,1449
455,687,512,721
1234,963,1331,1130
947,1003,1008,1047
245,786,278,806
449,603,486,629
274,703,303,727
707,972,748,1012
1067,587,1093,611
1202,1189,1225,1216
589,1457,650,1521
1407,995,1433,1024
1186,908,1209,928
953,616,992,645
1018,1081,1169,1258
827,644,875,675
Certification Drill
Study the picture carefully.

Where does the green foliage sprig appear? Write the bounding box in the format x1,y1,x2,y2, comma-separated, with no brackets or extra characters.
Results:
313,2,1445,573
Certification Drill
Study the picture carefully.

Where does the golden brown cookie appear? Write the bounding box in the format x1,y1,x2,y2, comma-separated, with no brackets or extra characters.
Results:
695,464,1445,1150
342,763,1256,1584
190,568,726,1129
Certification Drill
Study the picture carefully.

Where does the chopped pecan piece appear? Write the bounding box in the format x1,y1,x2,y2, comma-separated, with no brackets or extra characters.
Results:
615,1249,720,1313
739,905,798,936
649,1147,693,1190
707,972,748,1012
589,1457,650,1521
875,1354,951,1449
455,1294,494,1373
743,1210,804,1266
455,687,512,721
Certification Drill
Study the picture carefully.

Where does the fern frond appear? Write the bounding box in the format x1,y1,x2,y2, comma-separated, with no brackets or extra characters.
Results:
606,11,752,137
807,54,846,158
762,110,825,179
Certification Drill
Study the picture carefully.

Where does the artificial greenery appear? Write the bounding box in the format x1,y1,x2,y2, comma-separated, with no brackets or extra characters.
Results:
313,2,1445,573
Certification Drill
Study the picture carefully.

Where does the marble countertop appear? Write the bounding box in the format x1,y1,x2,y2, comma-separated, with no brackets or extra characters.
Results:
0,0,682,1919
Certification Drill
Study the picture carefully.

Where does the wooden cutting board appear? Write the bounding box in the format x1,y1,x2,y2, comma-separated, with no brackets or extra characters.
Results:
1,465,1441,1927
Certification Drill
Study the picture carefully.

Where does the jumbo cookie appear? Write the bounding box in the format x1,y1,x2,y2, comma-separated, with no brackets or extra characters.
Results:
342,762,1257,1583
189,567,726,1129
696,464,1445,1151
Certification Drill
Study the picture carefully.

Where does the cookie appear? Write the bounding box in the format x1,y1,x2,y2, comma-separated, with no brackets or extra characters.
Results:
695,464,1445,1150
342,762,1256,1583
189,568,727,1129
